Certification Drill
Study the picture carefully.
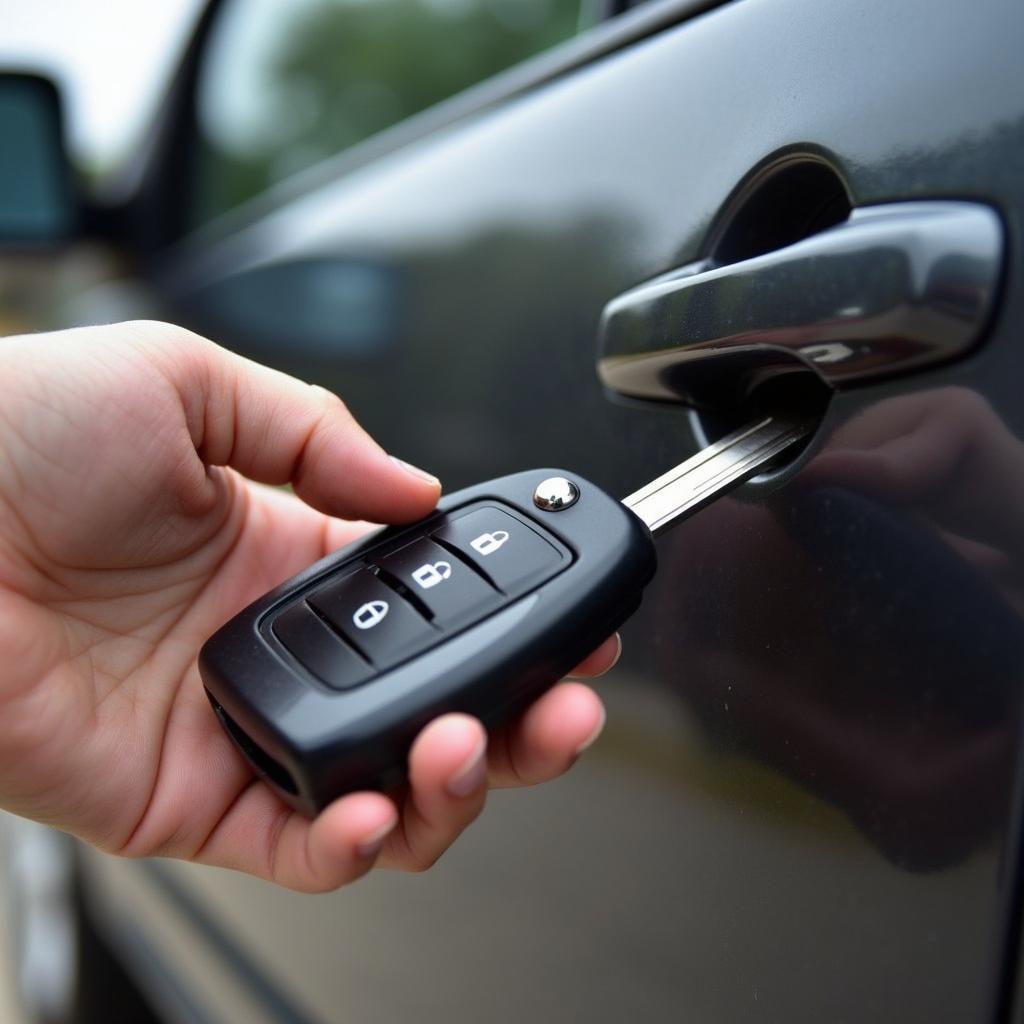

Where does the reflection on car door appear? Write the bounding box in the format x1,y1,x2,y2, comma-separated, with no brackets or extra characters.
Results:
85,0,1024,1020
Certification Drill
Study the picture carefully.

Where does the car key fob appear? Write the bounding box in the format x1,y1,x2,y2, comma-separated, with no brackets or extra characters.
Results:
202,413,812,816
200,469,656,816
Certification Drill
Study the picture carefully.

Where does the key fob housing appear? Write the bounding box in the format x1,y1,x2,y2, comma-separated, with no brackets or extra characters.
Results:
200,469,656,816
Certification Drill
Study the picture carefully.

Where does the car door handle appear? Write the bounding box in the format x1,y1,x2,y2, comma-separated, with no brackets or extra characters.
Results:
597,201,1003,410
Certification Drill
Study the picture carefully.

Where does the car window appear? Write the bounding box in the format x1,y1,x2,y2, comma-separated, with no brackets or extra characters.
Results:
192,0,601,225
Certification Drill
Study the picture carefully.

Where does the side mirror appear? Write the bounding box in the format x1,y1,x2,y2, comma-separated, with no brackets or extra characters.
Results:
0,73,78,245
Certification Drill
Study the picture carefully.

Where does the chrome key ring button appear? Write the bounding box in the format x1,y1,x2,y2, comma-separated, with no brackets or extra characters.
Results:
534,477,580,511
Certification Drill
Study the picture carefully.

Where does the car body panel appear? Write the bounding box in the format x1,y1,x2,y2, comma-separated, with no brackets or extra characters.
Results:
77,0,1024,1020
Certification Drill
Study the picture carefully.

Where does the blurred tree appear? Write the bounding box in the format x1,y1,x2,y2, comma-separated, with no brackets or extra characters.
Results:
196,0,587,222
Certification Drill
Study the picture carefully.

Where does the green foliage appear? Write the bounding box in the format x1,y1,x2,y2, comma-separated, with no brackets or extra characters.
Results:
195,0,585,222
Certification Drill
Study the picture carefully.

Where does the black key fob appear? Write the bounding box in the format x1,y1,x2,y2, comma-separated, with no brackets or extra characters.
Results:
200,469,656,817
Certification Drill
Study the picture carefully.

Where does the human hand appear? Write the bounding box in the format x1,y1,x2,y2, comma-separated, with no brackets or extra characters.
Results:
0,321,618,891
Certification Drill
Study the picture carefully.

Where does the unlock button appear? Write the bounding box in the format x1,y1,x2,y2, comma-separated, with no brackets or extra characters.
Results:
309,570,436,670
378,537,501,631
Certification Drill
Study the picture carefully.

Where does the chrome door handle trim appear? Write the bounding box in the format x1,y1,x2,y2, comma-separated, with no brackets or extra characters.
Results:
597,201,1003,407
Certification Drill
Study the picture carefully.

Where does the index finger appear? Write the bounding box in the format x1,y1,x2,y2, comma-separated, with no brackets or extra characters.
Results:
143,321,442,524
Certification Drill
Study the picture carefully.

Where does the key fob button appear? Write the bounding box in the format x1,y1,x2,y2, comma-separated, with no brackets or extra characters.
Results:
378,537,501,630
309,570,437,668
271,602,372,690
433,507,564,595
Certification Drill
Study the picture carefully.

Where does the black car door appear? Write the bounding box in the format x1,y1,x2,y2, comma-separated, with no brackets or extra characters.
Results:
100,0,1024,1019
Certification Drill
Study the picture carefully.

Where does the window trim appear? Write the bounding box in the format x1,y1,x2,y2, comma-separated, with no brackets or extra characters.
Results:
121,0,728,261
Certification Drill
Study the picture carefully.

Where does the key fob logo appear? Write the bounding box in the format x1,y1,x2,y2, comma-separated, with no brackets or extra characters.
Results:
470,530,509,556
412,561,452,589
353,600,389,630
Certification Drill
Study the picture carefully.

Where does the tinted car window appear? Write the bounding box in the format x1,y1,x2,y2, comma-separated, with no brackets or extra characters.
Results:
193,0,597,224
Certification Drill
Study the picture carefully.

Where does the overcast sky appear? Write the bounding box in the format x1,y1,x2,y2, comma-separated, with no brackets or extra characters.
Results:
0,0,206,167
0,0,579,176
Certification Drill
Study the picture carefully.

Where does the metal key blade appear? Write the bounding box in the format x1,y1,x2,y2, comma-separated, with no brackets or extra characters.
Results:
623,414,813,536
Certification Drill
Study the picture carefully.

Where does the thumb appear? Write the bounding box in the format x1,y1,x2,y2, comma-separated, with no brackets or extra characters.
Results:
150,322,441,524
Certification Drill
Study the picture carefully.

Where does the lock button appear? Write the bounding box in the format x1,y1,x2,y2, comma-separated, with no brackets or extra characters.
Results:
377,537,501,631
432,507,564,596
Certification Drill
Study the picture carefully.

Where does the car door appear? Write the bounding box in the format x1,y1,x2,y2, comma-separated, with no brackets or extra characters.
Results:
80,0,1024,1020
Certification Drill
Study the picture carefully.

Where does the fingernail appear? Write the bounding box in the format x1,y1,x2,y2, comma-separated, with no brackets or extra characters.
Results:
356,816,397,859
574,705,607,756
566,633,623,681
446,737,488,798
593,630,622,679
390,456,440,487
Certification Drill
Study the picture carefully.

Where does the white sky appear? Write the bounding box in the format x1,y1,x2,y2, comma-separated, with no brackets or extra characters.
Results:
0,0,207,168
0,0,578,173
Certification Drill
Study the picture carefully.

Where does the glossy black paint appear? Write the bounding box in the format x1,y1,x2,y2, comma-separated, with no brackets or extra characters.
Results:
102,0,1024,1020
